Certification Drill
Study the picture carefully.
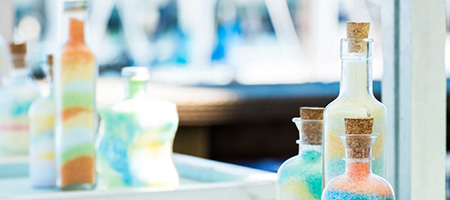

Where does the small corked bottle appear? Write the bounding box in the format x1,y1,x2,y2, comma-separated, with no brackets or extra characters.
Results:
29,55,56,187
323,22,387,185
276,107,323,200
322,118,395,200
0,43,40,155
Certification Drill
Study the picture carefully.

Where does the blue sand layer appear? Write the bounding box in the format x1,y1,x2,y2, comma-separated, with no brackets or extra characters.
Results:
323,190,394,200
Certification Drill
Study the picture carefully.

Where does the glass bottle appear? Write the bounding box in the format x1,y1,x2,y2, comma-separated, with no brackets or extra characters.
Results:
323,22,387,185
277,107,323,200
96,67,179,189
322,118,395,200
0,43,40,155
29,55,56,187
54,0,97,190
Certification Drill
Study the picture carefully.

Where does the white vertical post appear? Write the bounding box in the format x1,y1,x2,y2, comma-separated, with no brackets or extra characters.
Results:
381,0,397,191
0,0,14,41
0,0,14,84
382,0,447,199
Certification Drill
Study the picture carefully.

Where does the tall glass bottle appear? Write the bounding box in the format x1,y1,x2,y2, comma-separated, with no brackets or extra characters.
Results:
323,22,387,185
96,67,179,189
0,43,40,155
277,107,323,200
322,118,395,200
54,0,97,190
29,55,56,187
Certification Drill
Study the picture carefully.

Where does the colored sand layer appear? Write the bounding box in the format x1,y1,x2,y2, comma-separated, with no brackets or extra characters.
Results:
55,18,96,188
96,98,179,189
323,191,394,200
322,162,395,200
29,95,56,187
277,150,322,200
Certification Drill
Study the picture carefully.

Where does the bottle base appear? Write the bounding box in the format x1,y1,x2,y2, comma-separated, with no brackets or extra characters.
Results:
59,183,95,191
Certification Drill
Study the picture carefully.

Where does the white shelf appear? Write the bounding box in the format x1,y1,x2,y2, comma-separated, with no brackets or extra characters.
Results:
0,154,276,200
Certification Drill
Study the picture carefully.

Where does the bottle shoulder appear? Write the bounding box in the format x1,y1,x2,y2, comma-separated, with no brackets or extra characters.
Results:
99,98,178,125
60,42,95,61
0,81,40,103
325,96,386,118
29,97,55,116
278,155,301,171
101,98,176,112
278,151,322,173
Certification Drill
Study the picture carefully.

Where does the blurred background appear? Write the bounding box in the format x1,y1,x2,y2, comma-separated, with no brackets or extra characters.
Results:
2,0,449,181
11,0,385,84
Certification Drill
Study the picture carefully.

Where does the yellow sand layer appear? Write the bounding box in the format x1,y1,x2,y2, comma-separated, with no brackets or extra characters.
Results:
31,115,54,134
62,111,95,132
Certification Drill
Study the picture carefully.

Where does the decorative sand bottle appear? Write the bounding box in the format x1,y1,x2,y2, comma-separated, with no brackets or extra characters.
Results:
54,0,97,190
29,55,56,187
322,118,395,200
277,107,323,200
323,22,387,185
0,43,40,155
96,67,179,189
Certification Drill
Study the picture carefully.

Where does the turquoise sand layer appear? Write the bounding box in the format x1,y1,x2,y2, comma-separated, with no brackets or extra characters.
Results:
323,190,394,200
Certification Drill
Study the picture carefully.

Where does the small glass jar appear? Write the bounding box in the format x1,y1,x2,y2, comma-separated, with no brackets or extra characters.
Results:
96,67,179,189
277,113,323,200
322,118,395,200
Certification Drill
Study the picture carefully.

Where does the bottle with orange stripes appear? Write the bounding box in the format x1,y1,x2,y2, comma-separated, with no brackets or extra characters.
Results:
54,0,97,190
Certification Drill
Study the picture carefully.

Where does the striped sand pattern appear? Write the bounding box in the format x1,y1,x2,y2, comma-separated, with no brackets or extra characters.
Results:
55,18,96,189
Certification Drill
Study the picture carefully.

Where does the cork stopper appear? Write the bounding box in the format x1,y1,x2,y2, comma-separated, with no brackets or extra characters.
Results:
346,22,370,53
10,43,27,54
47,54,53,66
299,107,324,145
346,22,370,39
10,43,27,69
343,117,375,159
47,54,53,79
345,117,374,135
300,107,324,120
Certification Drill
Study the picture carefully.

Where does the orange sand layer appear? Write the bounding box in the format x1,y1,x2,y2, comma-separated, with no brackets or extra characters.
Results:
329,163,392,197
62,107,92,122
61,156,94,187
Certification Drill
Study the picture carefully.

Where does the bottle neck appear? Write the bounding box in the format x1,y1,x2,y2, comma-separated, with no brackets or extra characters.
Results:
63,11,87,44
297,142,322,163
126,80,148,99
339,58,373,97
298,142,321,154
345,159,372,179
